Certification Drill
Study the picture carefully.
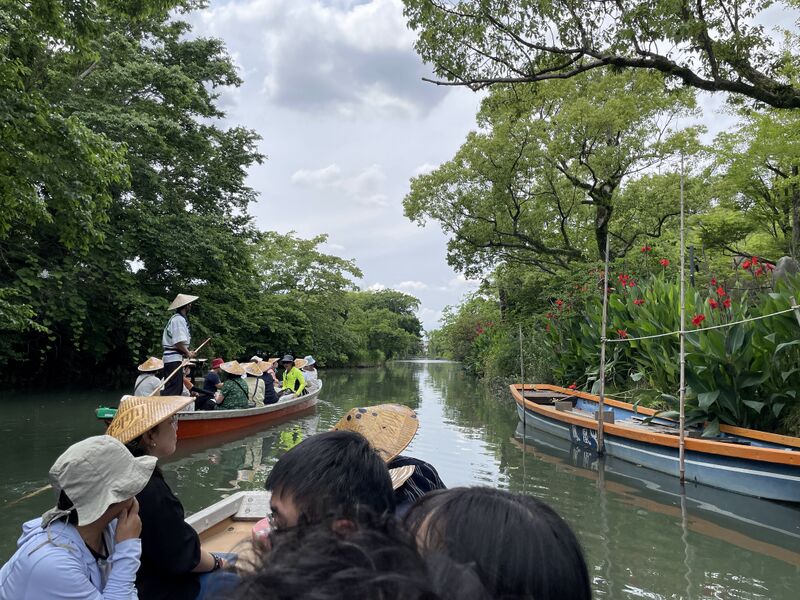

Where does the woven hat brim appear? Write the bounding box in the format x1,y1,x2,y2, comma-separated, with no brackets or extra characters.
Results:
221,361,246,376
106,395,195,444
168,294,199,310
389,465,415,490
332,404,419,462
138,357,164,372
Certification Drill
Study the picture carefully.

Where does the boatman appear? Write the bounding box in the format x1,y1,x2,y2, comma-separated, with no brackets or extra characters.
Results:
162,293,198,397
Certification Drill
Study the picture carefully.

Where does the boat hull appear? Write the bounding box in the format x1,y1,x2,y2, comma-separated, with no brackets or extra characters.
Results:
513,385,800,503
176,383,322,440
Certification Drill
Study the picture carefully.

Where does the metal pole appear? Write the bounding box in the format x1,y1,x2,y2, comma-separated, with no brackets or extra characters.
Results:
679,156,687,483
519,324,526,443
597,232,611,455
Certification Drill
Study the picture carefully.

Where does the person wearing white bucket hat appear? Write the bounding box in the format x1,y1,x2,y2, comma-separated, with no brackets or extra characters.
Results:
300,355,319,390
0,435,156,600
161,293,198,397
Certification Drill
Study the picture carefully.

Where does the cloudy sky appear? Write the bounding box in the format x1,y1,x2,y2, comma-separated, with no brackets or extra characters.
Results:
188,0,482,330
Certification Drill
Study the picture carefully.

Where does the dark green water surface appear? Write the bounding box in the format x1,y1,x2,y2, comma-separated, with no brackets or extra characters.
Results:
2,361,799,598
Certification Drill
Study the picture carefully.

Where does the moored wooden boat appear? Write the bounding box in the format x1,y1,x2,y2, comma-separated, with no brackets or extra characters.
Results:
511,383,800,502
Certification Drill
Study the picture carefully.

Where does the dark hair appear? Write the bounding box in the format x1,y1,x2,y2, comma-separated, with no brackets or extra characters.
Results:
233,513,436,600
57,490,79,525
265,430,395,523
404,487,592,600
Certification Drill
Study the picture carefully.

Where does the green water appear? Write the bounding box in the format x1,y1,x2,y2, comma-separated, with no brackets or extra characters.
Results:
2,361,799,598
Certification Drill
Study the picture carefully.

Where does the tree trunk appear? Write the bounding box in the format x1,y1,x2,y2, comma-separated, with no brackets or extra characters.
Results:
792,166,799,260
595,202,613,261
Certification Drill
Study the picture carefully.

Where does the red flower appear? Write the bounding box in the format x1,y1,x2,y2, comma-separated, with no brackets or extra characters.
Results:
765,263,775,271
633,298,645,306
659,258,670,267
752,256,759,265
641,245,652,253
691,314,706,327
716,287,726,297
755,267,764,276
708,298,718,308
710,278,717,286
617,329,629,338
568,383,578,390
742,259,752,270
555,299,564,307
723,298,731,309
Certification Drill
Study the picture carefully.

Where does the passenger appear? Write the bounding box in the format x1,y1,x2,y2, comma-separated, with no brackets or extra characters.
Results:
404,487,592,600
0,435,155,600
261,359,280,405
106,395,237,600
264,430,395,531
134,356,164,396
215,361,250,409
262,357,280,385
244,362,265,407
162,293,198,397
233,513,436,600
195,357,224,410
333,404,446,516
300,355,318,389
277,355,305,397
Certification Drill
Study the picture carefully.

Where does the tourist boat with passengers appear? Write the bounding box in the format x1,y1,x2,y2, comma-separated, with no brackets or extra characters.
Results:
96,382,323,440
511,383,800,502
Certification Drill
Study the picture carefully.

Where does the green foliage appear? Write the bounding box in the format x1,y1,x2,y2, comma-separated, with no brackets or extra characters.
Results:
402,0,800,108
404,71,701,275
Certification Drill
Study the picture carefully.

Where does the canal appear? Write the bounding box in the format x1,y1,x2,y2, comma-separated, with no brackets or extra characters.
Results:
2,361,799,597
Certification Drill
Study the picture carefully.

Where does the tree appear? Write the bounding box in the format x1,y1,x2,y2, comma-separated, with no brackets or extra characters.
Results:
404,71,701,275
402,0,800,108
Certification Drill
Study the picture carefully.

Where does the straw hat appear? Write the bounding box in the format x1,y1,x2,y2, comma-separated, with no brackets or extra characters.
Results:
388,465,415,490
168,293,199,310
294,358,308,369
138,357,164,372
221,360,246,376
332,404,419,462
250,355,264,363
268,357,279,363
106,395,195,444
244,362,264,377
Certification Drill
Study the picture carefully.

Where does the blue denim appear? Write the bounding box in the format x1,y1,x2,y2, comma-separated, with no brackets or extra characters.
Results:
196,552,239,600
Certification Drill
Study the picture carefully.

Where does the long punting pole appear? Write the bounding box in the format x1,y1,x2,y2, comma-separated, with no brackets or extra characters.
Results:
519,324,526,442
150,336,212,396
679,156,687,483
597,232,611,455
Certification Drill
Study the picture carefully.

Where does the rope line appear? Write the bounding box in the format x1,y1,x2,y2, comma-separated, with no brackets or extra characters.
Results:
603,305,800,343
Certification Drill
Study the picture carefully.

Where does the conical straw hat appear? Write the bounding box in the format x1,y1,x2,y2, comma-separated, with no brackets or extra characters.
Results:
168,293,199,310
138,357,164,372
332,404,419,462
106,395,194,444
244,362,264,377
294,358,308,369
221,360,246,376
388,465,415,490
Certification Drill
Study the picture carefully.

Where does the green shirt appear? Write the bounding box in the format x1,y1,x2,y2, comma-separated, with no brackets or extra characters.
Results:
219,378,250,410
281,367,306,395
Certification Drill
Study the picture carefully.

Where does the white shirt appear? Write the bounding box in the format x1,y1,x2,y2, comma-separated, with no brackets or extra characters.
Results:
162,313,190,363
134,374,161,397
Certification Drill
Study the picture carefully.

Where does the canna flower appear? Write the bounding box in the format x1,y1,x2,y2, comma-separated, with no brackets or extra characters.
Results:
691,314,706,327
752,256,759,265
568,382,578,390
555,299,564,307
633,298,645,306
765,263,775,271
641,245,652,253
617,329,629,338
710,278,717,286
742,259,751,269
716,287,726,297
755,267,764,276
723,298,731,309
659,258,670,267
708,298,718,308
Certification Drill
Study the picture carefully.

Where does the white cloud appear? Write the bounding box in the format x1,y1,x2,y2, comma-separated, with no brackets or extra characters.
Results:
290,164,342,185
395,280,428,291
291,163,389,207
367,282,387,291
448,274,481,288
412,163,438,177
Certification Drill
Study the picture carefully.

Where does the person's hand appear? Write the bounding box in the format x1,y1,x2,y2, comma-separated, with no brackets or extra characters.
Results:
116,498,142,542
214,392,223,404
188,350,197,359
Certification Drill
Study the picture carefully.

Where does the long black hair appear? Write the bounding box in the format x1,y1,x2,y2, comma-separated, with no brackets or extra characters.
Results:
404,487,592,600
265,430,395,524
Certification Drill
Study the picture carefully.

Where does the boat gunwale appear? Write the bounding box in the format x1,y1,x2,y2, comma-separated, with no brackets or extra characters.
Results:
177,382,322,421
511,384,800,466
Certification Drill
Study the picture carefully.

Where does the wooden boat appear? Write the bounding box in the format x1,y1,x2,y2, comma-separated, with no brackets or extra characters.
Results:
187,491,267,557
96,382,322,440
511,383,800,502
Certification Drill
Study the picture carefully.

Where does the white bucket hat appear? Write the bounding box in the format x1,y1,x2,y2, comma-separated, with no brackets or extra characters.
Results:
303,355,316,367
42,435,156,527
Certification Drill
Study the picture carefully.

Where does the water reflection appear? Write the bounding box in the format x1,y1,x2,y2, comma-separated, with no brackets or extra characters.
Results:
2,362,799,598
